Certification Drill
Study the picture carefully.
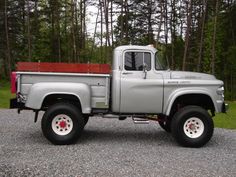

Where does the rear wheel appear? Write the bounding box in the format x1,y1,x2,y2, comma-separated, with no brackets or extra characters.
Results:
171,106,214,147
41,102,84,145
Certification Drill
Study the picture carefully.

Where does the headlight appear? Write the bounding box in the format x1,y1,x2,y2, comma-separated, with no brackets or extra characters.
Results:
217,86,224,96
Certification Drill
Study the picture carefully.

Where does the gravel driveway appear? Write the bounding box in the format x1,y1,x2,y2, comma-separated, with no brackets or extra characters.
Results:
0,109,235,177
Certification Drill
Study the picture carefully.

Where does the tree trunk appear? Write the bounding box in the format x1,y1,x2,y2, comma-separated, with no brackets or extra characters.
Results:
103,0,110,63
75,0,79,62
179,0,184,39
55,0,61,62
120,0,124,42
110,0,114,46
91,7,99,56
79,0,83,51
83,0,86,50
27,0,31,61
4,0,11,77
171,0,176,69
64,2,70,63
21,0,26,57
156,0,164,47
164,0,169,66
103,0,110,47
211,0,219,75
124,0,129,42
182,0,192,71
147,0,153,44
197,0,207,72
164,0,168,46
99,0,103,62
71,0,76,62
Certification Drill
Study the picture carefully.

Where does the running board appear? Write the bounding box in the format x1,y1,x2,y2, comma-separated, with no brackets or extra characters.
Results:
132,117,149,124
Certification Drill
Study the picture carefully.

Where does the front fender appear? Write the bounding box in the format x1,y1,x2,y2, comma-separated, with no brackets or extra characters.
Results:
164,88,216,116
25,82,91,113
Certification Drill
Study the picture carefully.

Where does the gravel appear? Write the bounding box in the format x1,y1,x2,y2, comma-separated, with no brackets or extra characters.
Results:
0,109,235,177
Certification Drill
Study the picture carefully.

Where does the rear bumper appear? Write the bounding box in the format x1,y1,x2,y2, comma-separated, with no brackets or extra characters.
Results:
10,98,25,109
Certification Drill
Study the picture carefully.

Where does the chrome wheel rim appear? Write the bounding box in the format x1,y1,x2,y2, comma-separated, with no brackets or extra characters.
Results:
51,114,73,136
183,117,204,138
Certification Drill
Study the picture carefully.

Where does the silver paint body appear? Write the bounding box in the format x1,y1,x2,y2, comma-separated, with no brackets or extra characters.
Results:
17,72,110,113
16,45,225,115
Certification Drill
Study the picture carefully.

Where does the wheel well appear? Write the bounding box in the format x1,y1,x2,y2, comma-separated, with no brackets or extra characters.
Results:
170,94,215,117
41,94,81,110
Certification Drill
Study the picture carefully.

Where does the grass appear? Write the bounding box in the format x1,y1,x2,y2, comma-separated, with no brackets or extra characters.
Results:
0,81,235,129
0,81,15,108
214,102,236,129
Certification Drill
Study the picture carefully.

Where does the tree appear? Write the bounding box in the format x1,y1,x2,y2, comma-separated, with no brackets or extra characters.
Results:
182,0,192,71
0,0,236,101
211,0,219,75
4,0,11,76
197,0,207,72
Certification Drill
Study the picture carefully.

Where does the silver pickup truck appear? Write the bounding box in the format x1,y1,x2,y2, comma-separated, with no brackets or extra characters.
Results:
10,45,228,147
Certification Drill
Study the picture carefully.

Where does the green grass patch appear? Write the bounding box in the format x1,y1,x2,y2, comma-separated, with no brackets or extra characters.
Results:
0,81,14,108
214,102,236,129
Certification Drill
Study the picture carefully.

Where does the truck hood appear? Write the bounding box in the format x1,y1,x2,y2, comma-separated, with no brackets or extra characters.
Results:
170,71,216,80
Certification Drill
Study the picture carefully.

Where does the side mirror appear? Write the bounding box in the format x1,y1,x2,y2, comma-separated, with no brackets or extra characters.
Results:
143,63,148,79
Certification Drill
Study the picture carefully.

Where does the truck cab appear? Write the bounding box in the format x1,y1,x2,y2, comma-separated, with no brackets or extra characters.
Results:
112,45,225,116
112,45,164,114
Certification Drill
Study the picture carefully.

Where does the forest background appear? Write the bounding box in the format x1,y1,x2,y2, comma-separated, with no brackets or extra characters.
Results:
0,0,236,100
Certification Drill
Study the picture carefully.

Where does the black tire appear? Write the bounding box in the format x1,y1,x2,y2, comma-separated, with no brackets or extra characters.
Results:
41,102,84,145
171,106,214,147
159,120,171,132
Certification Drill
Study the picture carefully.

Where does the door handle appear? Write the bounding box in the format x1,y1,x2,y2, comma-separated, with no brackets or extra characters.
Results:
122,72,133,75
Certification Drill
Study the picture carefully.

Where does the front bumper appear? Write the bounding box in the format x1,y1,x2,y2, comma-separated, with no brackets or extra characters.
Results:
222,102,229,113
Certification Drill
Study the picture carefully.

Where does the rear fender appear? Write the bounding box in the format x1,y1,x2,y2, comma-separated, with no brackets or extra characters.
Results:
25,82,91,113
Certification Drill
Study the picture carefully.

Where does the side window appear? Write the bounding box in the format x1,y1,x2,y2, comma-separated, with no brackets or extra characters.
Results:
124,52,151,71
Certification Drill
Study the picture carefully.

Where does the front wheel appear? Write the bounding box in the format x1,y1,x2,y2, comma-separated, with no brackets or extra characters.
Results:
83,115,89,127
171,106,214,147
41,102,84,145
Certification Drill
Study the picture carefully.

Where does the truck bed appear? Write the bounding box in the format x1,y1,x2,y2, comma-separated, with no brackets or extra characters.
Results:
17,72,110,109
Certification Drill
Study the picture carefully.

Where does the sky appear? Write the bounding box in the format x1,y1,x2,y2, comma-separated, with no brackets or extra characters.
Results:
86,5,115,44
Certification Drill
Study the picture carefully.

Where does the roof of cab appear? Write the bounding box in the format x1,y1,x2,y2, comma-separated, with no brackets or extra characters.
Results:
114,45,157,53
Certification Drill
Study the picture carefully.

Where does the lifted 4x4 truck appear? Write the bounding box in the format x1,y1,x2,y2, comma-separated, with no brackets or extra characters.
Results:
10,45,228,147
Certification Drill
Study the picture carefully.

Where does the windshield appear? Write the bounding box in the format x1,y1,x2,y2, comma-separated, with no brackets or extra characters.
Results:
155,52,167,70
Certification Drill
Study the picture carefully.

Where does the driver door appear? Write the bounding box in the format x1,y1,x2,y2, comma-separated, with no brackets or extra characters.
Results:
120,50,164,113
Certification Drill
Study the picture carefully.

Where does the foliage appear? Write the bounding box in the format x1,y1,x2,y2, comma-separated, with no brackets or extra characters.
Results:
202,20,223,75
0,0,236,100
